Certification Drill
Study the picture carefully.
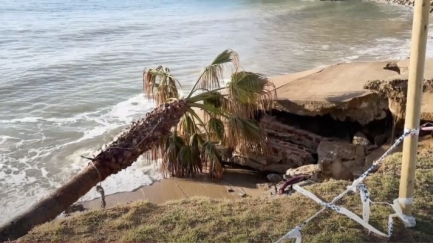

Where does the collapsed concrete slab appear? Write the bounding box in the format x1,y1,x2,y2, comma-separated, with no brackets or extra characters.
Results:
195,59,433,180
271,59,433,125
271,62,391,124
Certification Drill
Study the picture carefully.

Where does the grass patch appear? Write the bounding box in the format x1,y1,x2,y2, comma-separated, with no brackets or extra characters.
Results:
19,149,433,243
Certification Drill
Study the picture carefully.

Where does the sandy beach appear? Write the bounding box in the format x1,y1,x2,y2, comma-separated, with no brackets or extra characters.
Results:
82,142,406,211
83,169,269,210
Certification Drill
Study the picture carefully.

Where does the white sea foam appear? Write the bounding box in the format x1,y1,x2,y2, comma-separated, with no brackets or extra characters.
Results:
0,94,162,224
80,159,163,201
0,117,44,124
0,135,19,145
110,94,155,123
338,33,433,65
65,147,163,202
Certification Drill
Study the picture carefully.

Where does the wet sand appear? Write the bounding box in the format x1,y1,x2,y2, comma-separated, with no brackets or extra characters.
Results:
81,138,415,210
83,169,269,209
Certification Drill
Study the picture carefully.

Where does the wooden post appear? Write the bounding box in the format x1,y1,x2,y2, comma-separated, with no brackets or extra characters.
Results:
398,0,430,216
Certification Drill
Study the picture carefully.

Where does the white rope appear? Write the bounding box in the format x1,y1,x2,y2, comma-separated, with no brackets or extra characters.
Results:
275,128,418,243
398,197,414,205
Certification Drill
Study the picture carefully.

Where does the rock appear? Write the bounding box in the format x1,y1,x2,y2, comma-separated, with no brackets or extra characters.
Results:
64,203,86,215
366,144,379,153
238,192,247,198
319,158,364,180
316,140,366,181
227,188,235,193
266,174,283,184
267,173,283,183
364,145,392,173
261,115,327,155
257,183,274,191
266,138,316,167
231,153,303,174
317,140,365,163
352,132,371,146
383,62,400,75
374,134,388,147
215,145,234,161
286,164,321,177
261,163,297,174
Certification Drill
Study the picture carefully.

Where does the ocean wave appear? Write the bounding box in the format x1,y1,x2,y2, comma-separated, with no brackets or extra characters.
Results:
80,159,163,202
0,93,160,224
0,135,20,145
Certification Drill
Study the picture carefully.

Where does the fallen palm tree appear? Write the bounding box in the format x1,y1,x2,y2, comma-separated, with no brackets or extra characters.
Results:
0,49,275,241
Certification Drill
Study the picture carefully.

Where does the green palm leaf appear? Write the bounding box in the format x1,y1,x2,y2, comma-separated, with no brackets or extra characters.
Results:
226,71,276,118
207,117,225,141
178,144,201,176
225,116,262,150
178,114,196,138
187,108,209,132
190,133,205,148
187,49,239,98
202,141,223,179
160,132,186,176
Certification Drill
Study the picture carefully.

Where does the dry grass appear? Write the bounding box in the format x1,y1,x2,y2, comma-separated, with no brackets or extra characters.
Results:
18,147,433,242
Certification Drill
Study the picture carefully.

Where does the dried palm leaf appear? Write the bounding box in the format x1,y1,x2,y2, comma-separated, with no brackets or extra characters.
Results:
143,66,181,105
187,49,239,98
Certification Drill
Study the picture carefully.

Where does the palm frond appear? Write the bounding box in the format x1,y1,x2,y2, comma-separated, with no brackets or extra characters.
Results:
187,107,209,133
143,66,181,105
187,90,224,107
202,141,223,179
187,49,240,98
178,145,201,176
189,103,229,119
178,113,196,138
190,135,203,173
161,132,185,177
203,91,224,108
190,133,205,148
225,116,263,153
226,71,276,118
187,91,228,122
207,117,225,142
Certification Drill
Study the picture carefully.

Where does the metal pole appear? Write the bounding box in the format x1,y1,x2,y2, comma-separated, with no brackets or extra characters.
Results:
398,0,430,216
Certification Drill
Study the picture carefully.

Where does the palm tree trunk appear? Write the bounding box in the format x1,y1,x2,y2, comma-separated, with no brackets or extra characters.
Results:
0,99,188,242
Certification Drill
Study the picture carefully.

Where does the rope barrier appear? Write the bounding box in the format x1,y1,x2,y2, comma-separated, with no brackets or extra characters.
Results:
275,128,420,243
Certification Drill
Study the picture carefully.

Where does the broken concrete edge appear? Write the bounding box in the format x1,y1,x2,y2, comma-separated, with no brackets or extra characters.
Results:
364,78,433,97
273,93,388,125
364,78,433,121
211,59,433,182
267,60,409,125
269,59,433,125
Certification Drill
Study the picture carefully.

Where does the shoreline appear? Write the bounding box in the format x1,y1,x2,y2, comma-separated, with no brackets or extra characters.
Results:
81,168,269,211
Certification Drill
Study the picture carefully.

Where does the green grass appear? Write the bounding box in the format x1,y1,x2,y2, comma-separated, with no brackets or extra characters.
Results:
18,148,433,243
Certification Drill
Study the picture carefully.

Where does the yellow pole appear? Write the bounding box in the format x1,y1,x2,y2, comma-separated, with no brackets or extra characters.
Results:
398,0,430,216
